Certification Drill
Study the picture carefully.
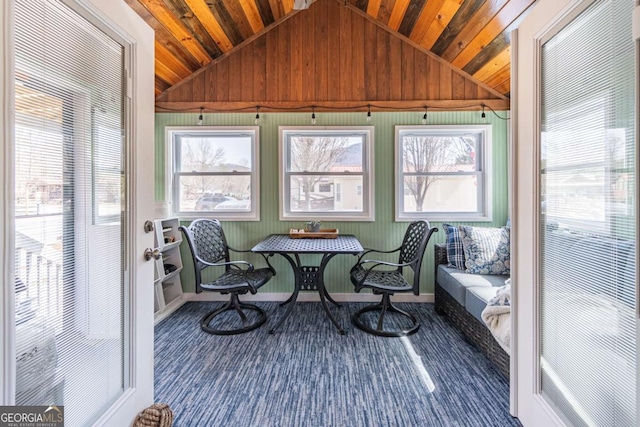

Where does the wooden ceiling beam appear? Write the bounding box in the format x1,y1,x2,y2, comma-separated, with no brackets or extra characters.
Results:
355,0,369,10
221,0,256,38
282,0,295,14
155,41,193,78
206,0,245,45
430,0,489,55
482,63,510,88
136,0,212,65
463,29,509,75
163,0,225,58
183,0,235,51
377,0,395,24
408,0,445,42
155,59,184,85
451,0,534,68
418,0,462,50
494,78,510,95
472,46,511,82
155,99,510,112
124,0,202,69
253,0,276,26
267,0,285,19
439,0,509,61
387,0,411,31
155,76,172,94
239,0,266,32
398,0,427,37
366,0,382,18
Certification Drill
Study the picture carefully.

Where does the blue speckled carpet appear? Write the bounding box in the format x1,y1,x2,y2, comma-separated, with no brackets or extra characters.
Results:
154,301,519,427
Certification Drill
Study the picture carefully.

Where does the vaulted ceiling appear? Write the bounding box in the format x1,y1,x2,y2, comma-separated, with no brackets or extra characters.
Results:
126,0,534,104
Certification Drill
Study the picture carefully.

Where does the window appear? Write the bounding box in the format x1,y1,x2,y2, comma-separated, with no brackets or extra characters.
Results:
541,97,631,235
395,125,492,221
280,127,374,221
166,127,260,221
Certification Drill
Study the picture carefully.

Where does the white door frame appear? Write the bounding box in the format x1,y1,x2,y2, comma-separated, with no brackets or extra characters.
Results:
0,0,156,424
1,0,17,406
513,0,635,425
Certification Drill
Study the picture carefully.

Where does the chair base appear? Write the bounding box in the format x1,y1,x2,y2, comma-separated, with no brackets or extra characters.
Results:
352,294,419,337
200,294,267,335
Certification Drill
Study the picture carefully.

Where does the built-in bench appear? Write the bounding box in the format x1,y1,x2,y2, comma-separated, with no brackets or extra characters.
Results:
434,243,510,378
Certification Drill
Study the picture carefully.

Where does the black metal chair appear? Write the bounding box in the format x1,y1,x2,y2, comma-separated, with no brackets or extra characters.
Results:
350,220,437,337
180,219,275,335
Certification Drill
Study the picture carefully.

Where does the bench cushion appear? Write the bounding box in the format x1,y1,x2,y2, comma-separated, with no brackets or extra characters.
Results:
437,264,508,305
466,286,502,323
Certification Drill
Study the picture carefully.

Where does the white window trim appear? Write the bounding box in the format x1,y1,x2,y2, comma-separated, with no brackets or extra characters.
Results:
165,126,260,221
394,124,493,222
279,126,375,222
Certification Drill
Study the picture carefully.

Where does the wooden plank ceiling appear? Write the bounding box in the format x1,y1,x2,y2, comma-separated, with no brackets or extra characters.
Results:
126,0,533,103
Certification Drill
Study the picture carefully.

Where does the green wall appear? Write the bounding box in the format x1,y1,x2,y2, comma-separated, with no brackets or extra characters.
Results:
155,111,510,295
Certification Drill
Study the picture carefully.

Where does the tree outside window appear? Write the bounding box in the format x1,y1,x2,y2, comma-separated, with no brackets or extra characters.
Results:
395,125,492,222
280,127,374,221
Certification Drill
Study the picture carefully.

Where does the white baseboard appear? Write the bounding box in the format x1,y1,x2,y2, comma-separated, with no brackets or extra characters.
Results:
186,292,434,303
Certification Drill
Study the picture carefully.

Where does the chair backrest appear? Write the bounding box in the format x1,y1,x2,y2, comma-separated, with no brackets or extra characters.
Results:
180,219,230,275
398,220,437,293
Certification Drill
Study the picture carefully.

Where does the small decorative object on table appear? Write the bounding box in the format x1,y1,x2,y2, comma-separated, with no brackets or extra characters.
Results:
289,228,339,239
305,220,321,232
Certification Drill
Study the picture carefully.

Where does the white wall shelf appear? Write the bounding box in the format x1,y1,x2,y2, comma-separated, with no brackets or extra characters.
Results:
153,217,186,324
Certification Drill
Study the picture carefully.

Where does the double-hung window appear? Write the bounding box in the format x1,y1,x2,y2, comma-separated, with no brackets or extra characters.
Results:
395,125,492,221
280,127,374,221
166,127,260,221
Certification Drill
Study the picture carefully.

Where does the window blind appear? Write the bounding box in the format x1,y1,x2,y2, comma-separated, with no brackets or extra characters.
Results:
14,0,126,425
540,0,636,425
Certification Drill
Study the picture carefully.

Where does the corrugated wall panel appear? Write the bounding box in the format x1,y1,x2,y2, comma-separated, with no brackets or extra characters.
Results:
155,111,510,294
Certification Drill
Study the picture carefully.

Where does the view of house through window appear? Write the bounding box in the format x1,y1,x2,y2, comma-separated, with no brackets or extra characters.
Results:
167,127,260,220
395,125,492,221
280,127,374,221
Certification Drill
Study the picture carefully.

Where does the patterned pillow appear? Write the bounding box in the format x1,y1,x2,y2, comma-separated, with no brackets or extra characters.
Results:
443,223,465,270
459,226,510,275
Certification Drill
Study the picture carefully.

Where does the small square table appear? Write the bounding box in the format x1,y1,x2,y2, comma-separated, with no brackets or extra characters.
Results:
252,234,363,334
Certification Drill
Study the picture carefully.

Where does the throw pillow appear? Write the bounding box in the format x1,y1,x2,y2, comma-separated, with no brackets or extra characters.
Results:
459,225,510,275
443,223,465,270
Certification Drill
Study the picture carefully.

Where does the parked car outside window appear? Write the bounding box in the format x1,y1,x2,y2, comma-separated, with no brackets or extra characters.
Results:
213,200,251,211
195,194,235,211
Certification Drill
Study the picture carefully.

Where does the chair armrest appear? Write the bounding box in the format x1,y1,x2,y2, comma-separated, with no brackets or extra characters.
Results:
228,246,251,254
360,259,412,269
228,247,277,275
198,258,254,271
355,246,401,264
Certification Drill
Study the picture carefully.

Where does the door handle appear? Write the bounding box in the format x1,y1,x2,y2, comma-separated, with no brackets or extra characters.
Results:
143,248,161,261
144,220,155,233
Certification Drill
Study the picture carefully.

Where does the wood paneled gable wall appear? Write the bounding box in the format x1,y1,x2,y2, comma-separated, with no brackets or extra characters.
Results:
155,0,509,112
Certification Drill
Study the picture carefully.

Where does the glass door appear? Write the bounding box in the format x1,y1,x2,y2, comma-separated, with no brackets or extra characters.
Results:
14,0,126,424
8,0,156,425
515,0,637,425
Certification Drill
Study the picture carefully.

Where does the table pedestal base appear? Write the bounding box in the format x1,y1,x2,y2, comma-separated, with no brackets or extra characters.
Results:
269,253,344,335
